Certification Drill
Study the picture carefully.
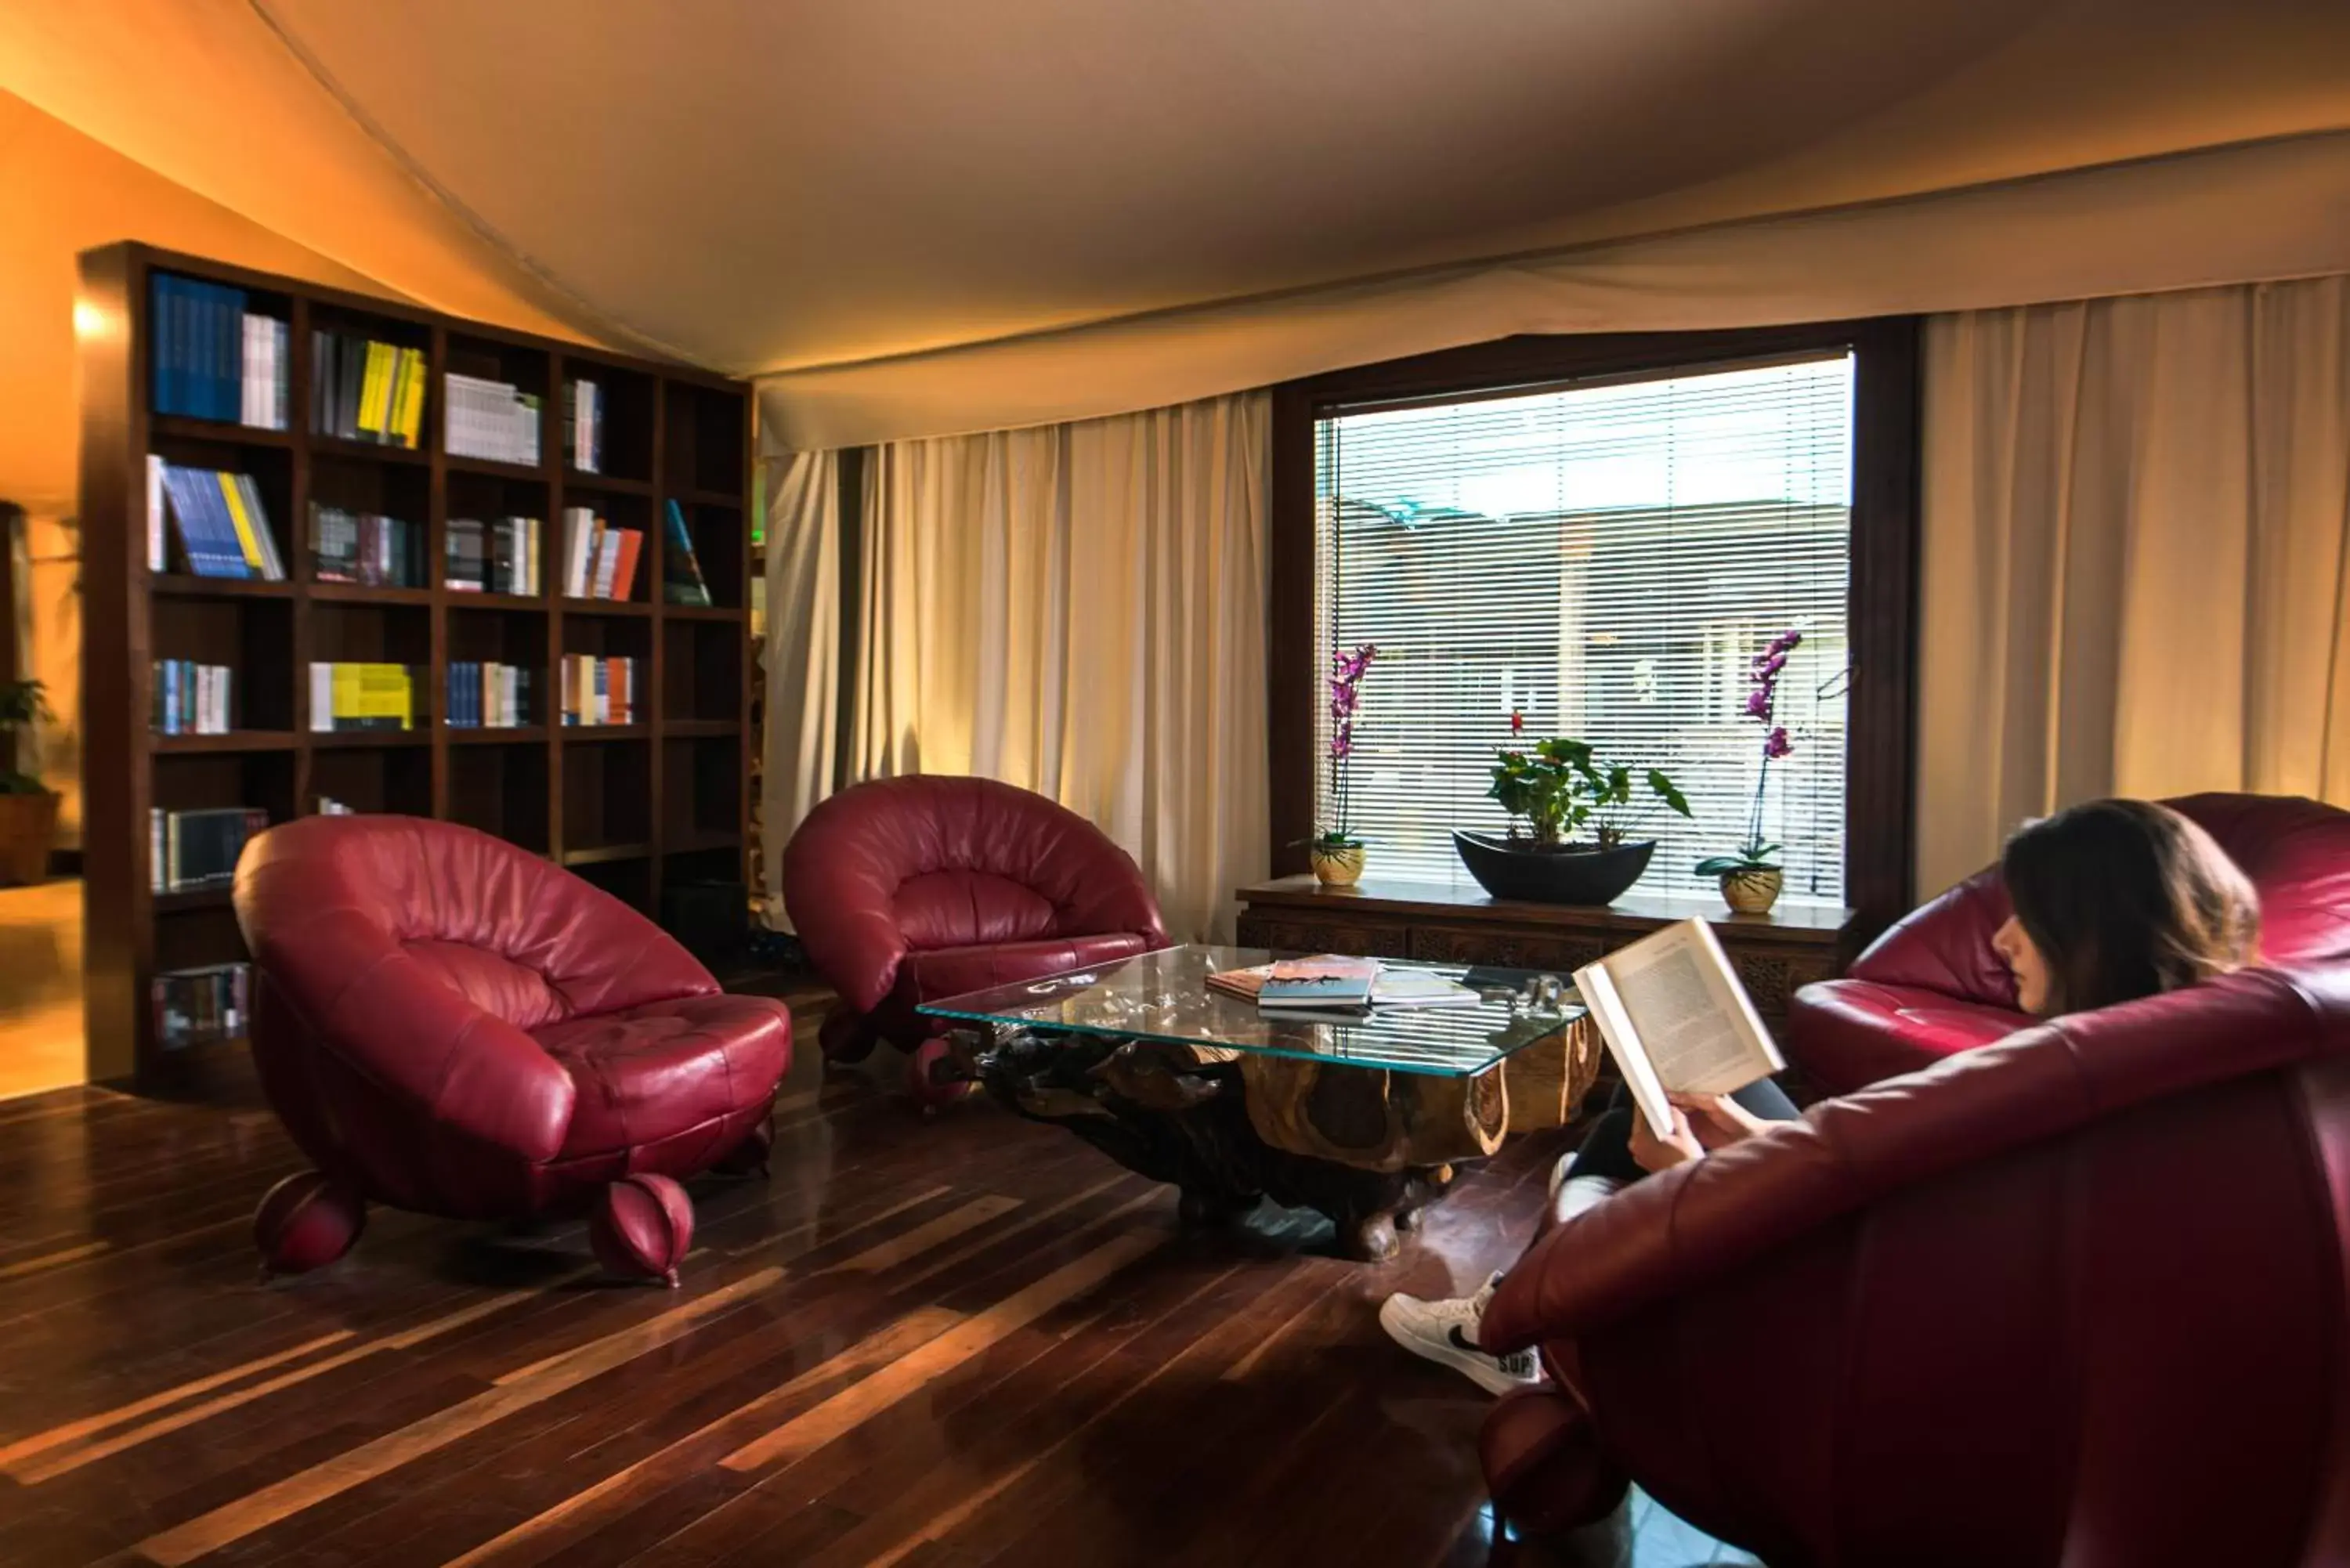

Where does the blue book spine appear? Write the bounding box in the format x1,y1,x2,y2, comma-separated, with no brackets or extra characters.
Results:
150,277,175,414
161,660,177,735
195,470,249,579
212,284,240,421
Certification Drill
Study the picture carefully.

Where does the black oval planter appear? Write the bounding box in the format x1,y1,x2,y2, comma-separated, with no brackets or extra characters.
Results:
1452,831,1656,905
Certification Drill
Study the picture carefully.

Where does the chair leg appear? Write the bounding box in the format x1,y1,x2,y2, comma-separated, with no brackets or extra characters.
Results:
819,1007,880,1065
906,1035,977,1111
254,1171,367,1277
591,1173,696,1288
711,1114,775,1179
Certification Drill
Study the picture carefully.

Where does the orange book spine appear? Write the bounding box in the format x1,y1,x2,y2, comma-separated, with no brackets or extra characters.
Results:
610,528,644,602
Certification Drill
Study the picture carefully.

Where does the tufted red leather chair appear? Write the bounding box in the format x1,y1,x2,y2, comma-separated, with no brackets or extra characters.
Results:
233,815,791,1278
1477,960,2350,1567
782,776,1168,1079
1790,793,2350,1093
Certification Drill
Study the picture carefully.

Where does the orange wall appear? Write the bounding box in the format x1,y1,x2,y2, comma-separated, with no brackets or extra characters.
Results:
0,89,403,842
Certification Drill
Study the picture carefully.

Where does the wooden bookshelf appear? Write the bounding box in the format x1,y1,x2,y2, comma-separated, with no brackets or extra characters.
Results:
77,243,754,1089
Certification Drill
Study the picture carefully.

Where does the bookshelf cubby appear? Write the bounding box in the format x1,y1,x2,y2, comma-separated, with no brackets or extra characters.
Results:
79,243,754,1089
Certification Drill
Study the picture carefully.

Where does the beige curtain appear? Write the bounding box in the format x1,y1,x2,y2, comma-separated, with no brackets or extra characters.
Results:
759,450,843,930
830,392,1270,941
1917,276,2350,896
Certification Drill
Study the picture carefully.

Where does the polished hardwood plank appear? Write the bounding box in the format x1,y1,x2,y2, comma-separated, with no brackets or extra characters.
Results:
0,999,1755,1567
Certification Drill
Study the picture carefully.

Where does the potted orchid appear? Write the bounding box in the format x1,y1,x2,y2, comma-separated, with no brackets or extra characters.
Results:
1694,629,1800,914
1310,643,1379,886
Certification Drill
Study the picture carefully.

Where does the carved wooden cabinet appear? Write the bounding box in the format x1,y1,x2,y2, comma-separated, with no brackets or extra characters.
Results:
1234,876,1855,1036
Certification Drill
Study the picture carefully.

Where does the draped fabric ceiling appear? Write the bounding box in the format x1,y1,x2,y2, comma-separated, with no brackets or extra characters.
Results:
7,0,2350,468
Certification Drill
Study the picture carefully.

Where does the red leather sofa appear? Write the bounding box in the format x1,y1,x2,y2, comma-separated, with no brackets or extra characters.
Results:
782,775,1167,1096
233,815,792,1280
1478,959,2350,1566
1790,792,2350,1093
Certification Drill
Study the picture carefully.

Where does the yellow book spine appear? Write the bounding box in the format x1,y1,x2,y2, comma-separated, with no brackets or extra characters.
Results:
215,471,265,571
396,348,427,448
358,343,391,436
331,665,359,731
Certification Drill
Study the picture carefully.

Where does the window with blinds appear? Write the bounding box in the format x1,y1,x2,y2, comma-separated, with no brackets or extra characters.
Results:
1314,353,1853,905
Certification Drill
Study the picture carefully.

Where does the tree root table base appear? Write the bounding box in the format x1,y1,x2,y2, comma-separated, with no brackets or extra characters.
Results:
956,1021,1597,1262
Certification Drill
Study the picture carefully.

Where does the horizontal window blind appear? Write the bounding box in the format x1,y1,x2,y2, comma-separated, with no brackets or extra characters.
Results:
1314,355,1853,905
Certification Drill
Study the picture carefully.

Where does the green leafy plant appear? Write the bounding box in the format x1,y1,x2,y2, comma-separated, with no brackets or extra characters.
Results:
1488,728,1689,849
0,679,54,795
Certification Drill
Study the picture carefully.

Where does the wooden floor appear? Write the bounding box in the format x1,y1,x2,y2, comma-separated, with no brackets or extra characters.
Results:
0,996,1756,1567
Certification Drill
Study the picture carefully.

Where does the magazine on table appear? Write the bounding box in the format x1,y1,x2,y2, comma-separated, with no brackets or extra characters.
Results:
1206,956,1480,1013
1571,919,1784,1140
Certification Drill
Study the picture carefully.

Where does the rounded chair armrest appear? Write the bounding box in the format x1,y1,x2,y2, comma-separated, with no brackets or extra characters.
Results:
240,873,574,1162
1483,964,2348,1353
1846,865,2018,1006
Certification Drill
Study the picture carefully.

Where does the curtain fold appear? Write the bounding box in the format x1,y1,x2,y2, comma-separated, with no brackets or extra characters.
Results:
837,393,1270,941
759,449,841,930
1917,276,2350,897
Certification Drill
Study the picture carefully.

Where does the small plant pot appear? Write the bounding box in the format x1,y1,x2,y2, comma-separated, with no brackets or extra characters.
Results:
1310,844,1366,887
1719,866,1784,915
1452,832,1654,905
0,789,59,887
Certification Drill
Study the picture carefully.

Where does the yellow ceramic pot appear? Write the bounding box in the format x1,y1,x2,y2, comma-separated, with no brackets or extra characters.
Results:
1719,865,1783,915
1310,844,1366,887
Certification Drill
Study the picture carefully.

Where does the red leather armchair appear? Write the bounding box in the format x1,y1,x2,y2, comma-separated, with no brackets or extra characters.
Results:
1791,793,2350,1093
1478,961,2350,1567
782,776,1167,1090
233,815,791,1280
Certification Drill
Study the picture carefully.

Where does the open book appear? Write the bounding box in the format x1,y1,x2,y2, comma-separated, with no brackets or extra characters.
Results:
1573,918,1784,1140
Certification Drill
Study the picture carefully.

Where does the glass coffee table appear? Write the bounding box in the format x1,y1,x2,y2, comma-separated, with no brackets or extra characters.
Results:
919,945,1597,1260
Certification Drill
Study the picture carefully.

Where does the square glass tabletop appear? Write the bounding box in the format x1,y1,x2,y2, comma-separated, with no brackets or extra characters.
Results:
916,944,1586,1078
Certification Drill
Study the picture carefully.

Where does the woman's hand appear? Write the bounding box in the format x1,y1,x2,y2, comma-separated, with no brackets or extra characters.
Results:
1668,1092,1773,1151
1629,1104,1707,1172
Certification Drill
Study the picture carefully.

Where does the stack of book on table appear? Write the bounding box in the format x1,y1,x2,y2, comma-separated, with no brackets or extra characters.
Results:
1207,955,1480,1015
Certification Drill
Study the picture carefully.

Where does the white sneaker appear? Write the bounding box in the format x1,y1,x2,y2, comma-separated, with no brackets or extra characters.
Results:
1379,1271,1544,1396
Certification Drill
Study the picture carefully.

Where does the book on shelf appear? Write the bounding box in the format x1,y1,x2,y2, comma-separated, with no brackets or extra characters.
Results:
316,797,356,816
309,330,425,448
151,660,234,735
566,379,602,473
150,807,268,894
311,504,423,587
1572,919,1785,1140
560,507,643,600
153,460,287,580
559,654,637,726
662,498,713,606
151,962,251,1050
308,663,417,732
150,274,287,429
444,516,542,594
445,661,533,729
445,373,542,464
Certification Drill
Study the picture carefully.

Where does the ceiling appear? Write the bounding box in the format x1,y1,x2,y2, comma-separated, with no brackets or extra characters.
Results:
4,0,2348,396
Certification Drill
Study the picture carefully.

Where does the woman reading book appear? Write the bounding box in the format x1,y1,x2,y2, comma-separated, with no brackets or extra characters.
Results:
1382,797,2264,1395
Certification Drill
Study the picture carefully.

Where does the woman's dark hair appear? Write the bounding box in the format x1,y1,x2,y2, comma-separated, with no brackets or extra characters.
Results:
2001,799,2261,1013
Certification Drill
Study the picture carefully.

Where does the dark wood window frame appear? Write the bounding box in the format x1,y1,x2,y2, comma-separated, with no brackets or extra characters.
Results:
1267,318,1922,936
